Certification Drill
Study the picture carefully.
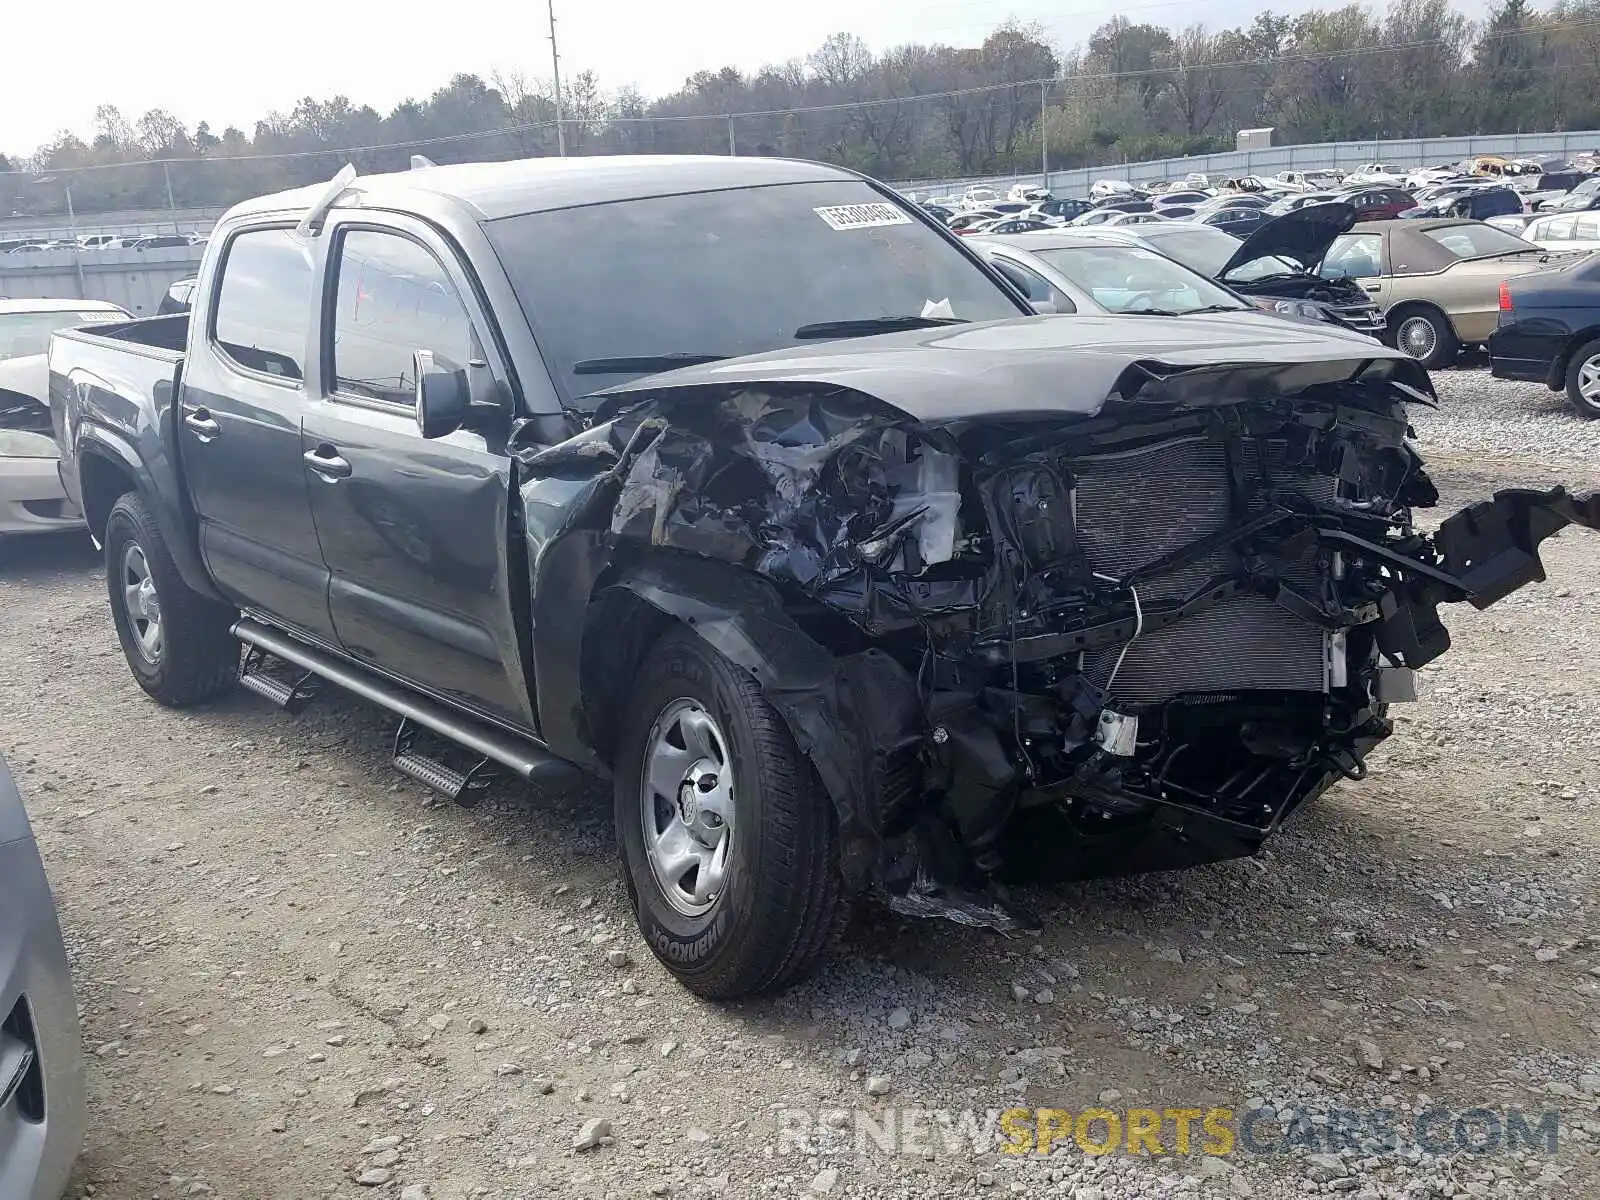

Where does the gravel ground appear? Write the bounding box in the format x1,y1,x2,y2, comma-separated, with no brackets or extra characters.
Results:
3,368,1598,1200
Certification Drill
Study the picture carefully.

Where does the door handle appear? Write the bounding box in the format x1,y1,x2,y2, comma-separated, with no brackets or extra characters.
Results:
303,447,352,480
184,407,220,440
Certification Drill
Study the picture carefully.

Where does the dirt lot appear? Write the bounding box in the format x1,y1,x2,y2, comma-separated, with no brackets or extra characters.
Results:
4,371,1599,1200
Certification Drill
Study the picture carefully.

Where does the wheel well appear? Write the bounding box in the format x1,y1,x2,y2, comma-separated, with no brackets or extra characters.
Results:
578,587,673,768
1555,328,1600,383
1387,300,1454,334
78,451,138,540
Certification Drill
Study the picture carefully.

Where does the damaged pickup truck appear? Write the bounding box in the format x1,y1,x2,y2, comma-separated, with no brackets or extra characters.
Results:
50,156,1600,998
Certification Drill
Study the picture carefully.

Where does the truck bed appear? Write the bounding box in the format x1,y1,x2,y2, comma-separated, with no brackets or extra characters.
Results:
49,313,191,529
56,313,188,360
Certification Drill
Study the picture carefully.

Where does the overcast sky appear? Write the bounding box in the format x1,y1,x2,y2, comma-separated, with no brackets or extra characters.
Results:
2,0,1446,159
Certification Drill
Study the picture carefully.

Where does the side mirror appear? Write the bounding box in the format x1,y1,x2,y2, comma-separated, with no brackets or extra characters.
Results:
1028,299,1058,314
413,349,469,439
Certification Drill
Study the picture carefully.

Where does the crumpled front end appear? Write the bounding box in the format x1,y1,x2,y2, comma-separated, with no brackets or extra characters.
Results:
533,363,1598,931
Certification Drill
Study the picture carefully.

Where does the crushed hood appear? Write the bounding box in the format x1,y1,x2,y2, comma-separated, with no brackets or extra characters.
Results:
1218,202,1358,278
593,312,1432,425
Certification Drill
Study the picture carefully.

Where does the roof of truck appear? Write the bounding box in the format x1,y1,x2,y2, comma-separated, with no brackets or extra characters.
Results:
226,155,864,223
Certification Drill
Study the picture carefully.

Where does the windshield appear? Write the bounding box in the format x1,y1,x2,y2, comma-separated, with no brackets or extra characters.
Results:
1032,245,1245,313
486,181,1023,405
0,310,124,360
1420,224,1536,258
1136,226,1246,276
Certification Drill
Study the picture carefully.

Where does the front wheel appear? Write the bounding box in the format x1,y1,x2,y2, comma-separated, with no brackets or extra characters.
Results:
104,492,239,707
1564,338,1600,419
614,628,844,999
1391,308,1459,369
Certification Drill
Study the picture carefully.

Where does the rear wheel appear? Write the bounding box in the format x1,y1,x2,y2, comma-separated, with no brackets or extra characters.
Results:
1563,339,1600,419
104,492,239,707
613,628,843,999
1391,308,1459,369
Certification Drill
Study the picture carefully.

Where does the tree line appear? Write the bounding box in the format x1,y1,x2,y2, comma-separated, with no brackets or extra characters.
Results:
3,0,1598,219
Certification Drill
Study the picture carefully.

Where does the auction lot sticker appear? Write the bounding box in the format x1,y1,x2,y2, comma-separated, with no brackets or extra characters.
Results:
814,203,914,230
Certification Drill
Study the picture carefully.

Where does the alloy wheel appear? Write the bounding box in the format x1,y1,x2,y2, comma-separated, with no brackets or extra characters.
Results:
1397,315,1438,361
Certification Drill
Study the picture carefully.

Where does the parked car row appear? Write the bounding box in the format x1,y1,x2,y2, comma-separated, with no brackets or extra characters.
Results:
0,232,207,256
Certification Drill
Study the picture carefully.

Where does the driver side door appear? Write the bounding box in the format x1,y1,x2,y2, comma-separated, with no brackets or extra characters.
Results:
299,215,536,729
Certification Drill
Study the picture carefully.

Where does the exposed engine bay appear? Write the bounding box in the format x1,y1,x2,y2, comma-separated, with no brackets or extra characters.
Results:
1228,271,1372,307
522,328,1599,932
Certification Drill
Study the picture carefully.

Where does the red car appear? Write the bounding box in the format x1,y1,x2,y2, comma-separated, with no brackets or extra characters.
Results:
1334,187,1416,221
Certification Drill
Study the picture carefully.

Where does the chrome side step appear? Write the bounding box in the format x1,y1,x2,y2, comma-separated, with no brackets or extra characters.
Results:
232,617,581,789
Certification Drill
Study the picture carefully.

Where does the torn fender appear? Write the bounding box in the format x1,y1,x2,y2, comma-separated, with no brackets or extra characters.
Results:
1379,486,1600,668
1436,486,1600,608
602,553,922,890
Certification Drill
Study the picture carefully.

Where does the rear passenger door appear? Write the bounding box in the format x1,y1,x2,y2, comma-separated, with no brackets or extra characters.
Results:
179,224,337,641
300,216,534,729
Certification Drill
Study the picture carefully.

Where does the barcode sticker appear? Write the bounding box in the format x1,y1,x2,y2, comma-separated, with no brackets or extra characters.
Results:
814,203,914,231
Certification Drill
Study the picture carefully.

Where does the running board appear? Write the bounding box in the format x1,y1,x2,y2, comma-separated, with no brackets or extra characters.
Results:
393,716,498,806
231,617,581,788
238,645,322,713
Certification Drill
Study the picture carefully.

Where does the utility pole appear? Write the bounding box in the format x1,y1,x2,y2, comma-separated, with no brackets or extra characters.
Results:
163,161,179,234
1040,80,1050,189
727,114,736,157
547,0,566,157
63,184,86,296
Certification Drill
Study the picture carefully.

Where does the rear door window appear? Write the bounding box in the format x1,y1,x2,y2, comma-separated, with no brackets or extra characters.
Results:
211,228,314,382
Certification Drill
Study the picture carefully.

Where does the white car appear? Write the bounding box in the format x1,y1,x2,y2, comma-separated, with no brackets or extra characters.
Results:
1007,184,1051,204
1089,179,1137,201
1277,169,1344,192
1519,211,1600,253
960,186,999,210
0,298,130,537
1405,164,1464,189
1345,163,1406,186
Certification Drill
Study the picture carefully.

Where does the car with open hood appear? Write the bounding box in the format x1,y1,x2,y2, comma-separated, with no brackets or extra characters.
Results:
47,155,1600,1000
1319,218,1583,367
1072,205,1385,337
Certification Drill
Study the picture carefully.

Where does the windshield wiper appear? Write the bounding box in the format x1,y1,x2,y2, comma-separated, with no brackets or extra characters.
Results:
1119,304,1245,317
793,315,968,340
572,353,729,375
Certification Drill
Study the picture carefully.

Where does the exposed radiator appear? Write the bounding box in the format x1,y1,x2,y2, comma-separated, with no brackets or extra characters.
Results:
1070,435,1334,705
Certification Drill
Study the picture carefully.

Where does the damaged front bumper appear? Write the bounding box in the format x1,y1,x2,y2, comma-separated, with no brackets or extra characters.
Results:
532,362,1599,934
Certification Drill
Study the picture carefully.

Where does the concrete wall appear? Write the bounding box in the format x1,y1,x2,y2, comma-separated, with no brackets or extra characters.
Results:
0,245,205,315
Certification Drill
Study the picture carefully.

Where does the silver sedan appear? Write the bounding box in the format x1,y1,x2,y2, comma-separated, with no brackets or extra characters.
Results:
966,230,1255,317
0,756,84,1199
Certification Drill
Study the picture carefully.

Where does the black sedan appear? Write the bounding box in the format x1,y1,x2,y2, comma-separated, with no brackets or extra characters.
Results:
1489,253,1600,417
